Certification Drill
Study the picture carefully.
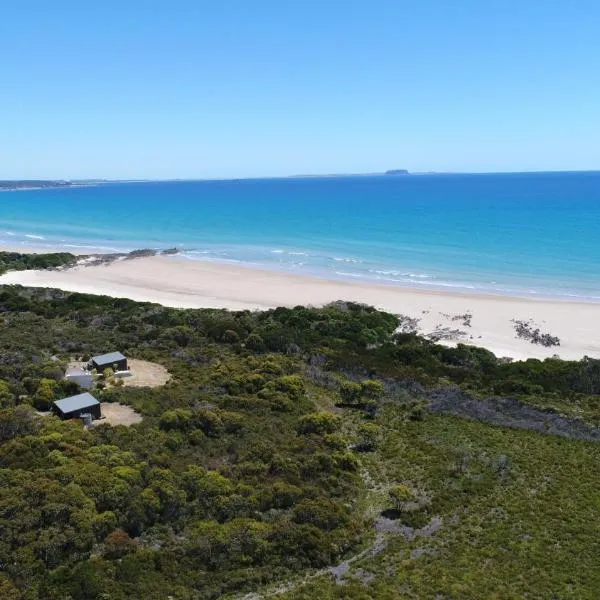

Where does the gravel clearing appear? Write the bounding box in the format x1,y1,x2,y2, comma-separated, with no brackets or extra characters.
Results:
98,402,143,426
117,358,171,388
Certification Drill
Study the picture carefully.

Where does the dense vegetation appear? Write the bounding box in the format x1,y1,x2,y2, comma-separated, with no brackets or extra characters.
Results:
0,252,77,275
0,282,598,599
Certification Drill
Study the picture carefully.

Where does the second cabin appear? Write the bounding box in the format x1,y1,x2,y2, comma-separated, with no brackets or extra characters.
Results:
52,392,101,421
89,351,128,373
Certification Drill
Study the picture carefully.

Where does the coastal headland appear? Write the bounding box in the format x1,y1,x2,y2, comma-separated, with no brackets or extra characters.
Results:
0,244,598,361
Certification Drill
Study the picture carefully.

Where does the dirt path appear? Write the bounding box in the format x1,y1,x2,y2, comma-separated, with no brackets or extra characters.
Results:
234,513,441,599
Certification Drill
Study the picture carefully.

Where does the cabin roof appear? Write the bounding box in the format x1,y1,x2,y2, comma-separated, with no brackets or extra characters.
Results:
91,351,126,365
53,392,100,414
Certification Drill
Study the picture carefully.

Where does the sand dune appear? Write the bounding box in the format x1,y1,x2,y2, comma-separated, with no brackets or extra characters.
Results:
1,252,599,361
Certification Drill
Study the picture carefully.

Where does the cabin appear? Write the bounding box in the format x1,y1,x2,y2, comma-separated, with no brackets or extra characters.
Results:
64,367,94,390
89,351,128,373
52,392,101,420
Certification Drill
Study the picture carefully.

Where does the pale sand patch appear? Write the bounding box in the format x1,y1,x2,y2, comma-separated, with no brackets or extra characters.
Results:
119,358,171,388
1,254,600,361
99,402,143,426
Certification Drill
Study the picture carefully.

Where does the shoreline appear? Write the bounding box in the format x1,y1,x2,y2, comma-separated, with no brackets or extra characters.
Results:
1,245,600,361
2,241,600,305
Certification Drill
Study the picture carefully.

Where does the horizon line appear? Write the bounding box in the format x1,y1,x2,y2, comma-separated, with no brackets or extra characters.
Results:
2,168,600,184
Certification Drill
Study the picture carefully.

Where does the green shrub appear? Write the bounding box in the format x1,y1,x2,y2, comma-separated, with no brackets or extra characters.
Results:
339,381,362,404
297,412,341,435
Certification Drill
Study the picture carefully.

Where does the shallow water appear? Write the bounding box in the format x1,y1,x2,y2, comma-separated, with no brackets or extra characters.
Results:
1,172,599,300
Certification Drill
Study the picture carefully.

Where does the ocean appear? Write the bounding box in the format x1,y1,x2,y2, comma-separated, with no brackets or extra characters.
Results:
1,172,600,300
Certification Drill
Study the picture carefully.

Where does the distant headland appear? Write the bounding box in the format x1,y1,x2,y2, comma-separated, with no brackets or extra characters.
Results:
0,180,73,191
0,180,107,192
286,170,411,179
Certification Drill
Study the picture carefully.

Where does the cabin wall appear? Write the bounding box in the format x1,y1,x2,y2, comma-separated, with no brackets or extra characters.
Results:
65,373,94,389
92,358,127,372
57,404,102,421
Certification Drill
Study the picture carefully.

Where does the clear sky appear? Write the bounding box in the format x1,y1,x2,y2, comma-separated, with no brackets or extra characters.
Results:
1,1,599,179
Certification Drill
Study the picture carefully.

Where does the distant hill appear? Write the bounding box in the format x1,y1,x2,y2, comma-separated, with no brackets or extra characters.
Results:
385,169,409,175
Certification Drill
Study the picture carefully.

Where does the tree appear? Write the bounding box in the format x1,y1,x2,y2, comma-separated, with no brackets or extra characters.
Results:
245,333,265,351
0,573,22,600
33,378,57,410
0,379,14,409
104,529,137,558
358,328,379,346
222,329,240,343
0,405,39,442
92,511,118,540
181,465,233,505
268,481,302,509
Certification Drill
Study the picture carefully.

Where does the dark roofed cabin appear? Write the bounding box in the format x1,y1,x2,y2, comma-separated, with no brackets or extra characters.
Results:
89,351,127,373
52,392,101,420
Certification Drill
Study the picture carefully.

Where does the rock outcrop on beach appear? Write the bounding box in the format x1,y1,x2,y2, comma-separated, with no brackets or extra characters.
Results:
77,247,181,268
512,319,560,347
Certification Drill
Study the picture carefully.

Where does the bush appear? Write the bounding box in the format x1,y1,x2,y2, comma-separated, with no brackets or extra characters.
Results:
357,422,380,451
293,498,349,531
339,381,362,404
389,484,415,512
493,380,545,395
159,409,193,431
361,379,385,399
274,375,305,400
297,412,341,435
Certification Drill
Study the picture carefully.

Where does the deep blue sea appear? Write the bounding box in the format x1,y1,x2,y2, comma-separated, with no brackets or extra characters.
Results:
1,172,600,300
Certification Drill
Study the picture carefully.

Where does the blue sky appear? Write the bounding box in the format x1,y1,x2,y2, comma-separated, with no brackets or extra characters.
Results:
1,1,599,179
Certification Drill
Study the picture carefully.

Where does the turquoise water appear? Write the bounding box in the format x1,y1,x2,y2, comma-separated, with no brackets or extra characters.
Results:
1,172,600,299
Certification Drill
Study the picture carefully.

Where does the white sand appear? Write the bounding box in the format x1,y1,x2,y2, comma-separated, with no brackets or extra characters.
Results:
1,251,599,361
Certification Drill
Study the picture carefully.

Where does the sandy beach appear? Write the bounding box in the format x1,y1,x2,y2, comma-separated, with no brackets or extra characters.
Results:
1,248,599,361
